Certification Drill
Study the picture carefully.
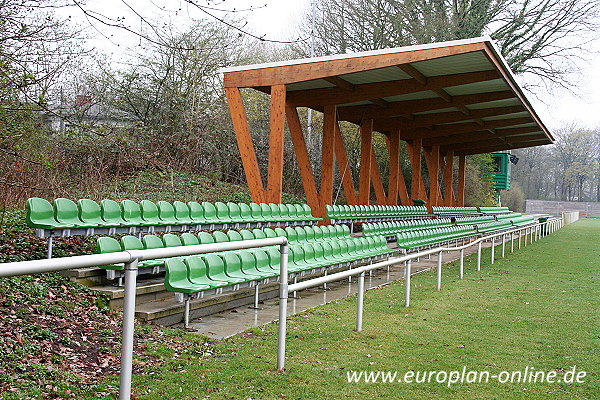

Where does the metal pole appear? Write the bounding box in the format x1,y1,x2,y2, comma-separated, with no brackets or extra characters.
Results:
47,236,53,259
477,241,482,271
277,244,289,372
436,251,442,291
530,227,534,244
491,236,495,264
518,230,522,249
510,232,514,253
501,234,506,258
119,258,139,400
459,249,464,279
184,296,190,328
356,272,365,332
404,260,411,307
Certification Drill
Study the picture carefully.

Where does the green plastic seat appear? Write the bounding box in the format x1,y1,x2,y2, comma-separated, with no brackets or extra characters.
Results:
253,249,278,272
164,258,211,294
163,233,183,247
188,201,207,223
26,197,71,229
219,253,264,281
157,201,186,225
202,254,247,284
239,230,255,240
227,202,244,223
284,227,298,242
78,199,107,227
142,234,165,250
54,198,90,228
263,228,277,238
121,236,163,267
197,231,215,244
202,202,220,223
100,199,137,227
227,230,243,242
186,256,230,288
277,204,292,221
252,229,267,239
173,201,195,224
215,202,232,223
260,203,273,222
136,200,161,226
250,203,266,222
239,203,253,222
97,237,124,270
212,231,229,243
274,227,288,238
181,232,200,246
238,251,277,278
286,204,299,221
269,203,282,221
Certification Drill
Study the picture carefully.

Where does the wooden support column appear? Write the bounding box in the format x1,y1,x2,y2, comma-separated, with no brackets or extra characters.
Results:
443,150,456,206
424,145,441,208
358,119,373,205
320,105,337,209
285,104,321,214
457,155,466,206
225,87,265,203
369,145,387,204
266,85,286,203
334,122,357,204
386,129,400,205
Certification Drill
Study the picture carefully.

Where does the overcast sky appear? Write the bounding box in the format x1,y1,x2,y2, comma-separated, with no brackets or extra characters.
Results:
71,0,600,131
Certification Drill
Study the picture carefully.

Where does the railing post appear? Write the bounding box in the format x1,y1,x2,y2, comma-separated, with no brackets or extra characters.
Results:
530,227,534,244
459,249,464,279
404,260,411,307
510,231,514,253
277,243,289,372
477,241,482,271
356,271,365,332
119,257,139,400
436,250,442,291
47,236,53,259
518,229,522,249
491,236,495,264
501,234,506,258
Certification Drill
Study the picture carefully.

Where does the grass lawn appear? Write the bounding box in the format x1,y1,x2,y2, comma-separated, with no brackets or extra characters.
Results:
109,219,598,399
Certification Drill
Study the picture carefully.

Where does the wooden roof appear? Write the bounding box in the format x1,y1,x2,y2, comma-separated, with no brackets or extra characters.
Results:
220,37,553,155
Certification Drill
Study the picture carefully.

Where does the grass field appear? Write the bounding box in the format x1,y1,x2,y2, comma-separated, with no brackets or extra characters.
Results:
100,218,599,400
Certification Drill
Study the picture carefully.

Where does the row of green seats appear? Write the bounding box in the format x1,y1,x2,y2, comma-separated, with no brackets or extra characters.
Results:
510,215,535,226
396,226,476,250
454,215,496,225
26,197,319,231
432,206,479,215
476,220,513,233
362,218,452,237
479,206,510,214
326,204,428,220
496,212,522,221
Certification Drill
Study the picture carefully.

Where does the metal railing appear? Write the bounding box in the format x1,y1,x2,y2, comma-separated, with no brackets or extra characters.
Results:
276,218,563,371
0,237,289,400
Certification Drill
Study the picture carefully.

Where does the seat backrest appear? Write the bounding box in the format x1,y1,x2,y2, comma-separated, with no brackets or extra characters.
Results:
139,200,159,222
157,201,177,222
186,256,209,282
303,226,315,241
26,197,56,228
202,254,226,278
180,232,200,246
269,203,282,220
163,233,182,247
252,228,267,239
239,203,252,220
202,202,217,219
227,230,243,242
278,204,289,219
254,249,271,270
239,230,255,240
123,199,143,221
263,228,277,238
221,253,243,275
100,199,125,225
215,202,230,221
163,258,189,292
227,202,242,220
121,235,144,251
238,250,258,273
260,203,272,220
284,227,298,241
294,226,306,241
212,231,229,243
197,231,215,244
97,237,122,254
143,234,165,249
188,201,205,221
286,204,298,220
266,248,281,267
78,199,103,224
54,198,82,225
250,203,263,219
173,201,192,221
312,225,324,240
274,227,287,238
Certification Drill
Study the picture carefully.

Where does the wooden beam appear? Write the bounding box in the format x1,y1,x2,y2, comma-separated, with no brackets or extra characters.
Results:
455,139,551,156
266,85,286,203
422,126,541,147
358,119,373,204
369,144,387,204
334,122,357,204
407,138,425,201
323,76,355,91
224,87,265,203
224,42,488,88
320,105,337,207
285,104,321,214
457,156,466,206
398,117,534,141
287,70,501,107
336,90,514,121
442,151,455,206
386,129,401,205
440,134,546,154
